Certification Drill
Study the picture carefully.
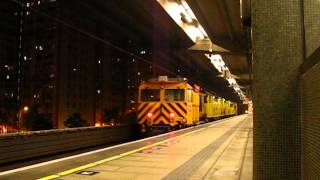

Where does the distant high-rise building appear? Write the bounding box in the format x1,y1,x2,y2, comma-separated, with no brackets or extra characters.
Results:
0,1,21,129
0,0,154,129
1,0,207,131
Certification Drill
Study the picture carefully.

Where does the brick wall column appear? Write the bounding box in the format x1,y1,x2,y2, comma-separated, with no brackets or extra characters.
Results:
252,1,304,179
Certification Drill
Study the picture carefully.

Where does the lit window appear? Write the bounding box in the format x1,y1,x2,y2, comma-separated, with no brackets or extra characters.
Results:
24,56,27,61
72,68,77,72
4,64,10,70
38,1,41,5
96,89,101,94
140,50,146,55
39,45,43,51
6,75,10,80
26,2,30,7
26,11,30,16
98,60,101,64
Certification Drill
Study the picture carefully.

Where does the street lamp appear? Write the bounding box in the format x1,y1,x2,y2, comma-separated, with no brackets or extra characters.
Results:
23,106,29,112
17,106,29,132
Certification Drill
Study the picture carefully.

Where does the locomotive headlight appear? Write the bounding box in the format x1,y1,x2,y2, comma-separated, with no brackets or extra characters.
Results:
147,112,153,118
170,112,175,118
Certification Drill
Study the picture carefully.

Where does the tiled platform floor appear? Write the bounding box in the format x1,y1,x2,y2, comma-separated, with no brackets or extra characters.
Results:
0,115,252,180
61,115,252,180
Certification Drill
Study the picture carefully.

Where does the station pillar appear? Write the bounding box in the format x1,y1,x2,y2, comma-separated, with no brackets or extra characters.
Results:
252,0,304,179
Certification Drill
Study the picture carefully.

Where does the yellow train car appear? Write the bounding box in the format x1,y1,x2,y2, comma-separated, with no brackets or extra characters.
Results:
137,77,199,130
137,76,238,131
222,100,238,116
199,93,238,121
229,102,238,115
199,93,217,120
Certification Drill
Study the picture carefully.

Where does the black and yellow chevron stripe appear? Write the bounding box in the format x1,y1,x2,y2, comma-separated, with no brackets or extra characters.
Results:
137,102,187,126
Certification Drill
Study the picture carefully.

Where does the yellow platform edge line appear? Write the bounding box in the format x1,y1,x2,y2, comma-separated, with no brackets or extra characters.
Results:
37,175,60,180
38,128,205,180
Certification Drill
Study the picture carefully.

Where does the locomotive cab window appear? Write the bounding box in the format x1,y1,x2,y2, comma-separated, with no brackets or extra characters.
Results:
165,89,185,101
140,89,160,101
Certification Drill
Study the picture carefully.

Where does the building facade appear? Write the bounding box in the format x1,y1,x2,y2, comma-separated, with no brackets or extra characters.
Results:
0,1,21,131
0,0,153,129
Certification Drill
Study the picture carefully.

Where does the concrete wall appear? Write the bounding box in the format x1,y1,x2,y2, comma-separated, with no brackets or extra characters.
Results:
0,125,135,165
252,0,304,179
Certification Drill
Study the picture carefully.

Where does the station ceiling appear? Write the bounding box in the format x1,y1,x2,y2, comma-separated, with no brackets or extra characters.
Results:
75,0,252,102
186,0,252,98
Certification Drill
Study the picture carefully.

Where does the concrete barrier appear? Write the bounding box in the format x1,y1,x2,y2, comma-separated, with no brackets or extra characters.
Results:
0,125,135,165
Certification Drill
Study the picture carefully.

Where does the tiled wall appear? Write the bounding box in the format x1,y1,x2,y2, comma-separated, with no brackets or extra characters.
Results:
301,62,320,179
300,0,320,178
303,0,320,57
252,0,303,179
252,0,320,179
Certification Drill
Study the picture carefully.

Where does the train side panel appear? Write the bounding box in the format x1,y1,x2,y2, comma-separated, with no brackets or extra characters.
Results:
199,93,206,120
192,91,200,124
205,96,214,119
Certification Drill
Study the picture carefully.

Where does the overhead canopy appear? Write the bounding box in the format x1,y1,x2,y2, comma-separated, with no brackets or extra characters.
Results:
73,0,251,102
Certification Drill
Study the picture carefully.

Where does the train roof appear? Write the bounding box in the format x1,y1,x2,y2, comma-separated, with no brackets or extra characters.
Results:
147,76,187,83
139,76,192,88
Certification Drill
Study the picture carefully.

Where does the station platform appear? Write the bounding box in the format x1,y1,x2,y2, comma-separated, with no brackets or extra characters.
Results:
0,115,252,180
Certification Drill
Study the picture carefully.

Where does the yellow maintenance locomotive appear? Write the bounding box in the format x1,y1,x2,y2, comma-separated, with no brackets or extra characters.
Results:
137,76,237,131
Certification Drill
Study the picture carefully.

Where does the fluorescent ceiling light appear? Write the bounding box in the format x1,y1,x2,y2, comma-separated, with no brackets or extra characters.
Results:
156,0,248,102
156,0,207,42
205,53,248,101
